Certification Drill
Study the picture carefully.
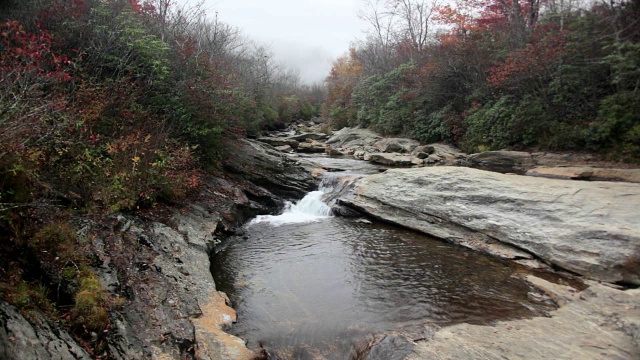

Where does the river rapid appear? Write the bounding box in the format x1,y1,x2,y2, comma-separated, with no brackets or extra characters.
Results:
211,155,553,358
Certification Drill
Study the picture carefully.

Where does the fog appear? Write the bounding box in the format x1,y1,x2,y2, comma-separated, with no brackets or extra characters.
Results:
198,0,367,84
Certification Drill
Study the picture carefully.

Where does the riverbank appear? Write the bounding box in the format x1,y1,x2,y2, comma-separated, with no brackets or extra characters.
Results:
1,139,316,359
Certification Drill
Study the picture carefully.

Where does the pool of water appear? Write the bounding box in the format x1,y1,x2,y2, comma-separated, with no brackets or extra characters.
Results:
211,175,553,357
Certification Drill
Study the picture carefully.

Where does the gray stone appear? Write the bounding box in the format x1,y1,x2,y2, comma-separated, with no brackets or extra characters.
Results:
372,138,420,153
297,141,326,153
275,145,293,153
527,166,640,183
368,153,414,166
0,302,92,360
286,132,329,142
257,137,299,148
326,127,381,148
341,167,640,284
408,276,640,360
411,145,435,156
468,150,535,174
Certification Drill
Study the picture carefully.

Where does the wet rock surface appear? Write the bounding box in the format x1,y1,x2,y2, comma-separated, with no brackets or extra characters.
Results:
409,276,640,360
341,166,640,284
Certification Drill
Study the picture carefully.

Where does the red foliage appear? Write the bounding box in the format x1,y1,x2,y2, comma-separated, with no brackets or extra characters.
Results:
0,21,72,81
488,27,567,89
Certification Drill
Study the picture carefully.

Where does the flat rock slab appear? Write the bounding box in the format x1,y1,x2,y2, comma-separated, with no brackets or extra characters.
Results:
468,150,534,174
528,166,640,183
369,153,415,166
409,276,640,360
343,167,640,284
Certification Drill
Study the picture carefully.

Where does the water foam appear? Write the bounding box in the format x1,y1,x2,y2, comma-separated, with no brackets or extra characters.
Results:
250,190,332,226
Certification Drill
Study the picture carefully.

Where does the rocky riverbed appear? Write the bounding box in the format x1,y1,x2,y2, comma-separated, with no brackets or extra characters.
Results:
2,123,640,360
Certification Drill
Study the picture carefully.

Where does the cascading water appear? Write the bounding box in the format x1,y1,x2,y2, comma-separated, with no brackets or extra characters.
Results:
250,173,361,226
250,190,333,226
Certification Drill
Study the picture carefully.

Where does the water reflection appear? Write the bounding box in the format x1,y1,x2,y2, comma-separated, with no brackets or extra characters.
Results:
211,217,552,357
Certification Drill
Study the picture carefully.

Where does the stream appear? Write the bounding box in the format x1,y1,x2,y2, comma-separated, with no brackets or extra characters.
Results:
211,155,553,359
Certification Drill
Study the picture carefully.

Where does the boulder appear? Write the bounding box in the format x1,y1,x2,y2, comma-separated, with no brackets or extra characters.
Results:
341,167,640,284
527,166,640,183
467,151,534,174
325,146,343,155
326,128,381,148
287,132,329,142
372,138,420,153
411,145,436,157
369,153,414,166
297,141,326,153
223,139,316,200
257,137,299,148
275,145,293,153
426,144,467,165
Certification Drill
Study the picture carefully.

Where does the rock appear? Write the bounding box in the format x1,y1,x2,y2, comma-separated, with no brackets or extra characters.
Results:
0,302,92,360
372,138,420,153
341,167,640,284
414,152,430,159
223,139,316,200
408,276,640,360
354,150,366,160
366,334,415,360
411,157,425,166
325,146,343,155
426,143,467,165
467,151,534,174
532,152,596,167
256,137,299,148
275,145,293,153
297,141,326,153
326,127,381,148
368,153,414,166
310,116,326,124
411,145,435,157
286,132,329,142
527,166,640,183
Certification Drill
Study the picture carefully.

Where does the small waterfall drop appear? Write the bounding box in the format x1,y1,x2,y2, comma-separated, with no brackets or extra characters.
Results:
250,190,333,226
250,171,364,227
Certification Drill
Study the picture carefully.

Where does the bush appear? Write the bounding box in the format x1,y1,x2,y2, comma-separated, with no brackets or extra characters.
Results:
584,92,640,161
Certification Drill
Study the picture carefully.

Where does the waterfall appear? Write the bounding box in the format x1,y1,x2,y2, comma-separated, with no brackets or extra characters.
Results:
250,190,333,226
249,173,364,227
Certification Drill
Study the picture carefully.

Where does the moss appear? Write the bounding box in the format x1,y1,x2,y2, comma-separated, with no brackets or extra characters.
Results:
71,268,110,332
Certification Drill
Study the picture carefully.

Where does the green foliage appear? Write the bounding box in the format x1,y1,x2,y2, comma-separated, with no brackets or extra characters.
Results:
351,63,418,135
586,92,640,160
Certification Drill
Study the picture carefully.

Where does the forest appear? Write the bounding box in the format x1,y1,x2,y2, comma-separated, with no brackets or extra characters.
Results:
325,0,640,161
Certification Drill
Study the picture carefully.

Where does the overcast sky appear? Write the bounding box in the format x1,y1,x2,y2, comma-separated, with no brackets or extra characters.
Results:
198,0,368,84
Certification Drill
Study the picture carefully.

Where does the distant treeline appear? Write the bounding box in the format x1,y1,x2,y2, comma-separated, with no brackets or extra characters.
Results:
324,0,640,161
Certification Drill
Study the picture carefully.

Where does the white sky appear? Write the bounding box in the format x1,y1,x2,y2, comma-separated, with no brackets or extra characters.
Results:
199,0,368,84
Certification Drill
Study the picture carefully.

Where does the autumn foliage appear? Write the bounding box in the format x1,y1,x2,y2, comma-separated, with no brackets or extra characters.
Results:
327,0,640,161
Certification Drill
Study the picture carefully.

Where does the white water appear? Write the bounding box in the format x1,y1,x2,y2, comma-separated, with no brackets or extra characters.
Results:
250,190,333,226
